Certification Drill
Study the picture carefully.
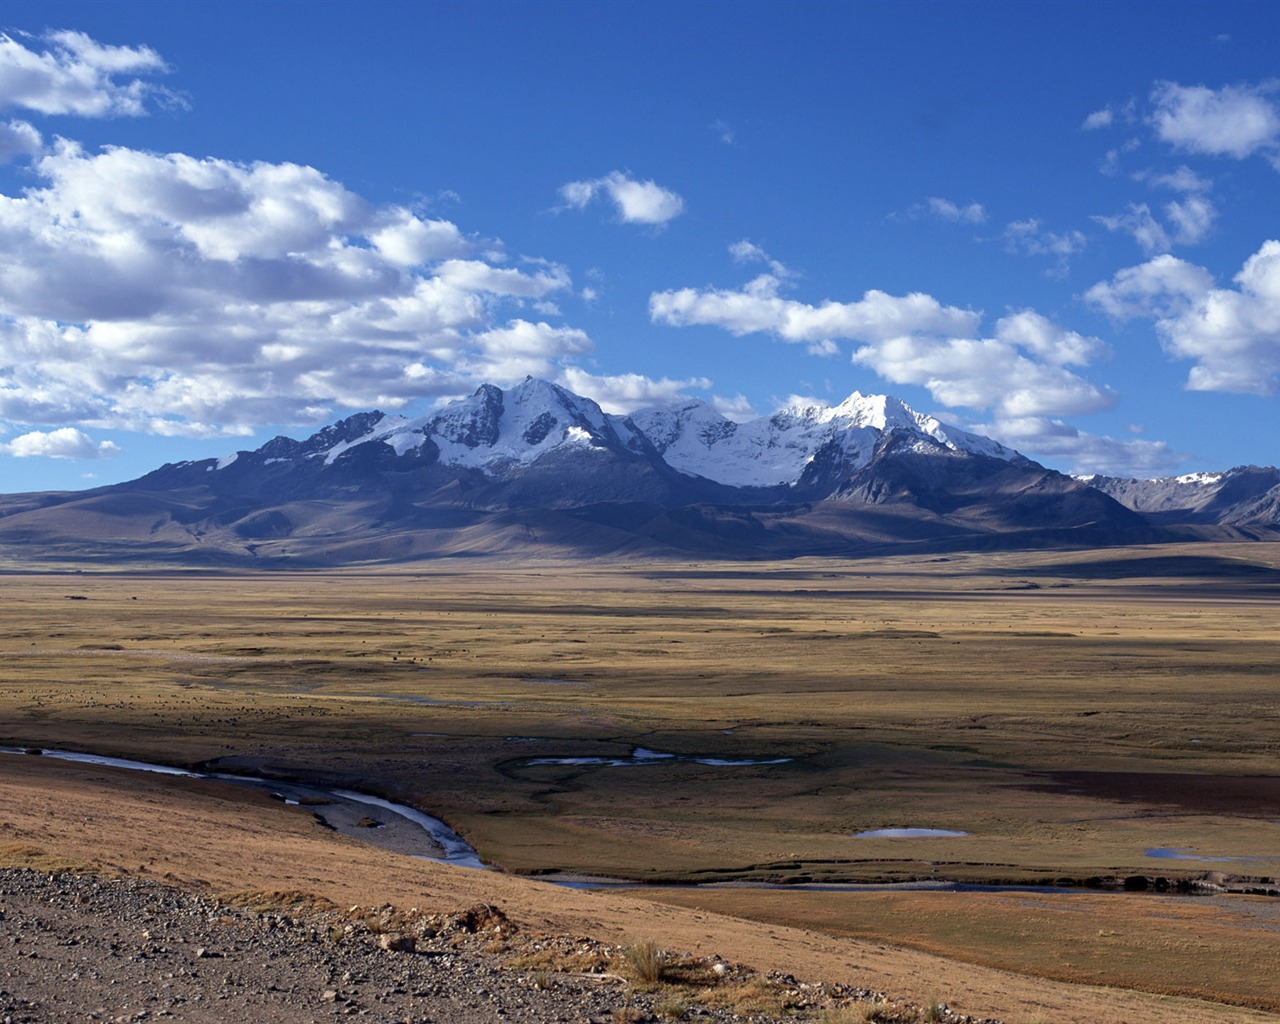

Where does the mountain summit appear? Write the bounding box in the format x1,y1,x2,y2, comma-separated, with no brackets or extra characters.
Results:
222,376,1024,492
0,378,1266,565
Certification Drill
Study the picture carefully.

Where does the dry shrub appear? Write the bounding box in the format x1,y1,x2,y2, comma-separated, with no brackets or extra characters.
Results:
222,888,337,915
624,938,667,985
697,976,789,1016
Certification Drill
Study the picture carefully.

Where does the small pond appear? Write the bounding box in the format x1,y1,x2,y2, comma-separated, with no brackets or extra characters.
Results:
523,746,792,768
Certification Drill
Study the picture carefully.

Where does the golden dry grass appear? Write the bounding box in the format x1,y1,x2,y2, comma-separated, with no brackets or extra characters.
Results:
0,752,1273,1024
630,886,1280,1013
1,543,1279,1020
2,545,1277,883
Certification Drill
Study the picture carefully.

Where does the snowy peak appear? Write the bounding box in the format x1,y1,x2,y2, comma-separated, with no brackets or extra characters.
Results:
428,377,624,469
1087,465,1280,527
231,378,1025,492
625,389,1019,488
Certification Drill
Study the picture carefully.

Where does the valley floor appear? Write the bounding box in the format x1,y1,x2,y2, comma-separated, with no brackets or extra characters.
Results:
2,545,1278,1022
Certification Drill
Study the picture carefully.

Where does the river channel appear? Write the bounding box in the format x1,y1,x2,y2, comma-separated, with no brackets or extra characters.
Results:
4,746,1239,897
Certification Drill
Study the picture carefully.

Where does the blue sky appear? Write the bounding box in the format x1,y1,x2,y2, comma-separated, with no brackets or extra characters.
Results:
1,1,1279,492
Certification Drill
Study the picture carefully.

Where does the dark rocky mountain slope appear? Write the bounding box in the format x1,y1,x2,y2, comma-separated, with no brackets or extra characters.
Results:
0,379,1268,566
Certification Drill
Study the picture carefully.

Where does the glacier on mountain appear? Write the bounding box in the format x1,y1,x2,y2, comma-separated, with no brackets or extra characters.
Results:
259,377,1021,490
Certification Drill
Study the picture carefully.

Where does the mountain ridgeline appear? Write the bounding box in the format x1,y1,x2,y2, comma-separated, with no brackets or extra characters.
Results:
1,378,1276,565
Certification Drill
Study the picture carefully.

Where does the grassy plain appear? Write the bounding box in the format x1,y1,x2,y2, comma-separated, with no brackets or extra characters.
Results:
1,542,1278,1015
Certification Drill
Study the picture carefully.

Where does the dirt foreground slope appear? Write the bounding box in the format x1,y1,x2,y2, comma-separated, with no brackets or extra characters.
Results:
1,755,1273,1024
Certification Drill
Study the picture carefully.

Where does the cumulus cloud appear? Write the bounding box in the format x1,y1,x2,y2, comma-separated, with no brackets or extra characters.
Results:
0,30,174,117
651,273,980,345
368,212,470,265
0,426,120,459
1087,241,1280,394
0,137,595,437
1082,108,1114,131
435,259,570,298
651,274,1114,421
995,310,1106,366
0,118,41,161
1164,195,1216,244
559,171,684,225
1096,195,1215,255
711,393,757,422
852,334,1114,419
1083,253,1214,319
465,321,592,381
1094,203,1171,255
1150,80,1280,160
558,368,713,414
983,415,1182,477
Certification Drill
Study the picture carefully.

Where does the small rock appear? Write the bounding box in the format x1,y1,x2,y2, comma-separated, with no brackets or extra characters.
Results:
378,933,415,953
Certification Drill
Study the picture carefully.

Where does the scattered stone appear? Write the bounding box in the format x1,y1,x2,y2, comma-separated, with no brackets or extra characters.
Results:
0,867,1000,1024
378,933,415,953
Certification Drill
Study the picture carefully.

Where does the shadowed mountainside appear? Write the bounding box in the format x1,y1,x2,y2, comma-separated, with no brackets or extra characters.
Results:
0,379,1272,566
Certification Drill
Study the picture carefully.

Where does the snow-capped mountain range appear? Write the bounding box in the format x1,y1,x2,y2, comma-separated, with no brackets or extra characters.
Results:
223,376,1023,491
0,378,1275,566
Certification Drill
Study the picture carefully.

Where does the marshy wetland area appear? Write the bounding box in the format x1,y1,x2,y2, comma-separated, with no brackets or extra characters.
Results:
2,542,1279,1022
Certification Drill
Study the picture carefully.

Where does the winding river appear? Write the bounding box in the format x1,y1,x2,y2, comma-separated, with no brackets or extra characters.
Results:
7,746,1238,896
0,746,485,870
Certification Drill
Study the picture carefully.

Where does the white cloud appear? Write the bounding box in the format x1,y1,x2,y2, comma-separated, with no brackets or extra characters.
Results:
1086,241,1280,394
1094,203,1171,255
995,310,1106,366
729,239,794,279
1150,80,1280,160
924,197,986,224
651,273,980,344
0,137,592,437
1082,108,1114,131
729,239,768,263
1003,219,1087,276
852,335,1114,419
1099,137,1141,177
435,259,570,298
712,393,757,422
1164,195,1215,245
559,170,684,225
0,118,41,161
712,119,735,145
984,415,1181,477
651,274,1113,421
1084,253,1214,319
0,426,120,459
1146,165,1211,192
368,211,471,265
465,320,593,380
0,30,173,117
557,368,712,414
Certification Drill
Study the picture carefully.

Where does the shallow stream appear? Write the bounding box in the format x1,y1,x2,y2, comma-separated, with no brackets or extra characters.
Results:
9,746,1272,894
